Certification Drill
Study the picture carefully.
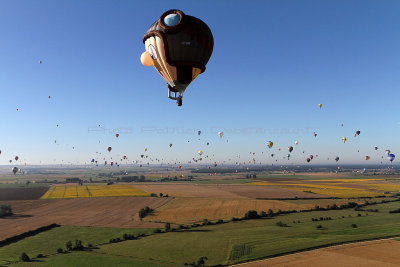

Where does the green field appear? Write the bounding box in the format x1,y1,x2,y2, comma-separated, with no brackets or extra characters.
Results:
0,226,152,266
4,201,400,266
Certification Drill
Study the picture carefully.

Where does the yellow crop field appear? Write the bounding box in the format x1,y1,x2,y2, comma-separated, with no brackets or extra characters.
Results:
245,181,381,198
41,185,150,199
280,186,380,198
362,183,400,192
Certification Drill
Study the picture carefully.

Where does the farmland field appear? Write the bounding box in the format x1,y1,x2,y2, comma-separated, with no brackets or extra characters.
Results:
0,226,153,266
41,185,150,199
17,201,400,266
0,187,49,201
239,238,400,266
134,183,329,199
0,197,171,240
144,197,365,224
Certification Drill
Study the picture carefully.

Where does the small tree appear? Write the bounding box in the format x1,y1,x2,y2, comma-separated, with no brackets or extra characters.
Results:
197,256,208,267
20,252,30,262
73,239,84,250
57,248,63,253
244,210,259,219
65,240,73,251
165,222,171,231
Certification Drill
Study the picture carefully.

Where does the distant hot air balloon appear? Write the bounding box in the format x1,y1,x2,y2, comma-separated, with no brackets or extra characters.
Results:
39,60,43,64
267,141,273,149
342,137,347,143
218,132,224,138
306,158,311,163
335,156,339,162
111,162,114,166
288,146,293,153
145,148,148,152
141,9,214,106
295,141,299,145
388,154,395,162
178,166,182,169
206,142,210,146
341,123,343,127
115,133,119,138
318,104,322,109
198,150,203,156
107,147,112,152
12,167,18,175
198,130,201,136
169,144,173,148
271,154,275,157
355,130,360,136
374,146,378,150
14,156,19,161
385,150,391,155
310,155,314,160
313,132,317,137
365,156,370,160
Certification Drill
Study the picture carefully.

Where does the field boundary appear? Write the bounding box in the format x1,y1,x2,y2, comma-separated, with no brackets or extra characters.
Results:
0,223,60,248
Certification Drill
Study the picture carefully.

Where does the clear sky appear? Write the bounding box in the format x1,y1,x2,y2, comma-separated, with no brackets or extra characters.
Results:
0,0,399,166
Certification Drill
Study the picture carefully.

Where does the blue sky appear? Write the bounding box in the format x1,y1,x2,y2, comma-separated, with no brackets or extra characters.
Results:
0,0,399,165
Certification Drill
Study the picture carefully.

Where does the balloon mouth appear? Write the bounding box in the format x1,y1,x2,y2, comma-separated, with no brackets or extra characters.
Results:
168,81,188,93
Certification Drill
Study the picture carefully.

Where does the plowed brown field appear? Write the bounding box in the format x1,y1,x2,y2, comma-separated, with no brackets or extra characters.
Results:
0,197,170,241
237,238,400,267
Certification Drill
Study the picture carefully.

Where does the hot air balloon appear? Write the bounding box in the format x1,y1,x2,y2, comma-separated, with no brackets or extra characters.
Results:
342,137,347,143
145,148,148,152
310,155,314,160
115,133,119,138
111,162,114,166
365,156,370,160
271,154,275,157
123,155,127,160
341,123,343,127
306,158,311,163
12,167,18,175
178,166,182,169
287,154,290,160
206,142,210,146
318,104,322,109
169,143,173,148
107,147,112,152
14,156,19,161
198,150,203,156
355,130,360,136
295,141,299,145
218,132,224,138
141,9,214,106
374,146,378,150
91,158,95,163
288,146,293,153
385,150,391,155
335,156,339,162
0,150,1,155
198,130,201,135
388,154,395,162
267,141,273,149
313,132,317,137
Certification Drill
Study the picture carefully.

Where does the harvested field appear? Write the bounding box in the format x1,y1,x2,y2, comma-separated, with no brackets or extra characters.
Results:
41,185,149,199
0,187,48,201
144,197,349,224
134,184,329,199
0,197,170,241
239,238,400,267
